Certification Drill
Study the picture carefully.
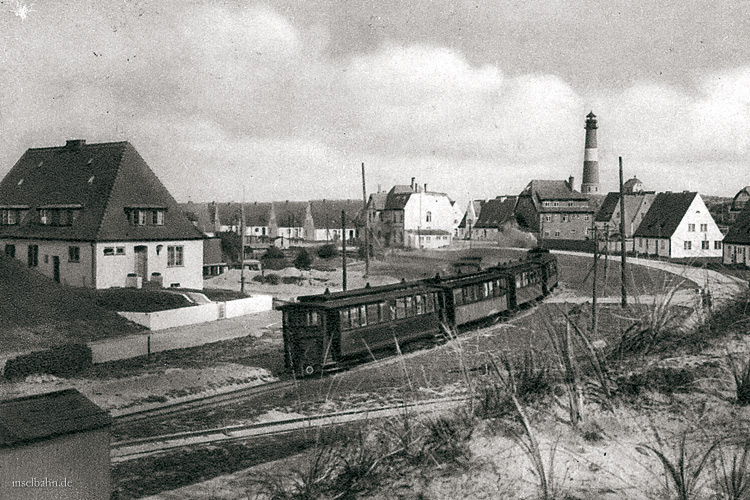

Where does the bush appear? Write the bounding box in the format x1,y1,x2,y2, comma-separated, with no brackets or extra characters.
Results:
317,243,338,259
294,248,313,269
252,273,281,285
262,246,286,260
4,344,93,379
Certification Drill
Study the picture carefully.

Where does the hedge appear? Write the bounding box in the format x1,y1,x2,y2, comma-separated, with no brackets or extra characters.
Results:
4,344,93,380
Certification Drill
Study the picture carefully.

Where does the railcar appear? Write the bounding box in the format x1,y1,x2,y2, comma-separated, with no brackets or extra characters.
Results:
282,248,559,377
280,281,442,376
427,270,510,327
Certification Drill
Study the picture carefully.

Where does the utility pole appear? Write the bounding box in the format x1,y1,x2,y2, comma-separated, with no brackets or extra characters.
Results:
619,157,627,308
603,228,609,288
240,195,246,294
592,225,598,336
341,210,347,291
361,162,370,277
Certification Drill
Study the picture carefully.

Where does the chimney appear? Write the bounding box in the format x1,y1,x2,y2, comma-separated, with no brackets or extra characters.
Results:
411,177,416,190
66,139,86,150
377,184,381,193
424,183,428,192
568,176,575,189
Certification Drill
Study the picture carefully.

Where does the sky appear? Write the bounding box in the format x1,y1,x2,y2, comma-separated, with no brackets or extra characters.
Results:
0,0,749,208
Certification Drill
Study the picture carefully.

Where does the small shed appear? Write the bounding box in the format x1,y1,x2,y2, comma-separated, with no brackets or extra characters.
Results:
0,389,112,500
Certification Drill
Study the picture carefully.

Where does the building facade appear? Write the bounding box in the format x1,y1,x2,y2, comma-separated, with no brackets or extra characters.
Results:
0,140,205,289
722,205,750,267
515,178,595,241
633,192,723,259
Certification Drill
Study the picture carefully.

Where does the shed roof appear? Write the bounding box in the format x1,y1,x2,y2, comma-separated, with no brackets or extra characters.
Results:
0,389,112,448
633,192,697,238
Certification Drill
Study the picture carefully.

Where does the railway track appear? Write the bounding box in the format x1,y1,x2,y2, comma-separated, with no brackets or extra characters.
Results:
114,379,297,427
111,395,469,463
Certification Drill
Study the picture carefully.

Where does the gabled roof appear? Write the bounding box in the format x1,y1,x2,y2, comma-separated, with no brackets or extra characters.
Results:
521,180,589,202
309,199,362,229
368,191,389,211
724,206,750,244
458,200,486,229
0,140,204,242
633,192,698,238
474,196,517,229
0,389,112,448
595,192,656,223
385,192,413,210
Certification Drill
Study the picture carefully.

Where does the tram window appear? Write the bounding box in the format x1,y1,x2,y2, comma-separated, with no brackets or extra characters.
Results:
405,296,414,317
487,281,494,297
339,310,349,330
426,293,435,312
350,307,360,327
516,275,522,288
453,289,463,306
367,303,379,324
283,312,289,327
307,311,320,326
482,282,489,298
415,295,424,314
379,302,389,322
396,298,406,319
359,305,368,326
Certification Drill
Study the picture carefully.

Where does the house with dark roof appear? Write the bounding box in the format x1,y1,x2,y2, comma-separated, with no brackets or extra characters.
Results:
470,196,518,240
722,205,750,266
371,178,455,248
0,140,205,289
633,191,723,259
0,389,112,500
514,177,595,242
457,200,484,239
595,189,656,251
727,186,750,224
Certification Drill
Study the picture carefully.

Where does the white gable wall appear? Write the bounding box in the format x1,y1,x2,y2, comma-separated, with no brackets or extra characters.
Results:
668,194,723,259
403,193,456,235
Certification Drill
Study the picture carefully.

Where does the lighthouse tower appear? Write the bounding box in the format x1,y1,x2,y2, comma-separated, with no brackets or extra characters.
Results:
581,111,600,194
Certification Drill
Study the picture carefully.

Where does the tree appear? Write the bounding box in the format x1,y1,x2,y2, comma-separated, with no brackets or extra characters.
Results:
317,243,338,259
294,248,313,270
217,231,242,264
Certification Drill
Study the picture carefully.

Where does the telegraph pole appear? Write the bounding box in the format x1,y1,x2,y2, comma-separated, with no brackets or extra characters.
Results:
240,198,246,294
361,162,370,276
592,225,598,336
619,157,627,308
341,210,347,291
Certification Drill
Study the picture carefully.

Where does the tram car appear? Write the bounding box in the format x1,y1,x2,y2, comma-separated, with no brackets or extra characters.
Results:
280,280,443,376
281,248,558,376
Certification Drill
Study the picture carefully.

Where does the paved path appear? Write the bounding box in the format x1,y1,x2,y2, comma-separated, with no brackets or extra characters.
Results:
88,309,281,363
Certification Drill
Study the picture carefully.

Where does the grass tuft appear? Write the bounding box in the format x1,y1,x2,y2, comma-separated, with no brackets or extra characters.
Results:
727,353,750,406
645,431,720,500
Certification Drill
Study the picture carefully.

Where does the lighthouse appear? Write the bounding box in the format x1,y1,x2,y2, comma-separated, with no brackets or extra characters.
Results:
581,111,600,194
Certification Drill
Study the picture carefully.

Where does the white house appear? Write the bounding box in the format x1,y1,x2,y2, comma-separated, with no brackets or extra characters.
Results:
0,140,205,289
633,191,723,259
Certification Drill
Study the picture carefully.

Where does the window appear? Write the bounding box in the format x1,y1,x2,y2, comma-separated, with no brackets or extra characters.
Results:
561,215,568,222
684,241,692,250
168,246,184,266
103,247,115,256
0,209,18,225
415,294,424,314
584,215,590,221
367,303,380,324
568,201,574,207
5,244,15,258
570,229,576,234
639,239,643,248
359,305,367,326
349,307,360,328
405,296,414,316
426,211,432,223
396,298,406,319
426,293,435,312
554,230,560,237
701,241,709,250
27,244,38,267
715,241,722,249
543,201,550,207
453,289,463,306
68,246,80,263
116,247,125,255
700,223,707,232
661,240,666,249
553,201,559,207
544,230,550,237
339,310,349,330
153,209,165,225
688,224,695,232
39,209,51,225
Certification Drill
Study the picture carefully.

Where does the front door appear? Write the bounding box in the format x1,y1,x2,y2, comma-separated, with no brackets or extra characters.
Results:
53,256,60,283
134,246,148,278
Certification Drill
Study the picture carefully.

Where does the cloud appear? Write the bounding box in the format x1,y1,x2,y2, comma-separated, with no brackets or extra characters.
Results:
0,1,748,206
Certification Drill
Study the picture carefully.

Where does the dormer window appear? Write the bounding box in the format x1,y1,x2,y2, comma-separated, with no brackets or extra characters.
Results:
37,205,81,226
0,209,21,225
126,206,167,226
